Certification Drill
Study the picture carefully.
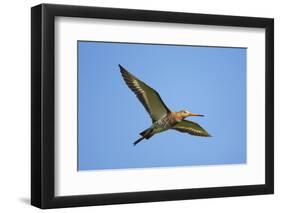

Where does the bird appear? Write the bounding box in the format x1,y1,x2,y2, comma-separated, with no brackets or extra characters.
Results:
119,64,211,146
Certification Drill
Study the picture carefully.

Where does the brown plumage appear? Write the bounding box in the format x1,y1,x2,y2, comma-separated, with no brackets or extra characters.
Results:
119,64,211,145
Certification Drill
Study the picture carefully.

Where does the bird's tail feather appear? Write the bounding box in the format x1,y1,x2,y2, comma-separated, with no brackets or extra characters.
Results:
133,128,153,146
140,128,153,139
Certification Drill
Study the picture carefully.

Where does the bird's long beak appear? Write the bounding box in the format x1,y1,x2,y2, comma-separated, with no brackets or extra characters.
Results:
190,113,204,117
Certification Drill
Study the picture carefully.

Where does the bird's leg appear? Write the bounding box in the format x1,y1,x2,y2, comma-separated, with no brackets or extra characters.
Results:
133,128,154,146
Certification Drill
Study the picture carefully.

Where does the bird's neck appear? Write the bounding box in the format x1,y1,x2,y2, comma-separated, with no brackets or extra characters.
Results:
172,112,184,122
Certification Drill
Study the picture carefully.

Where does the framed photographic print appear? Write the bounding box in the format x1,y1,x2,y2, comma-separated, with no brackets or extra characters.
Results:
31,3,274,209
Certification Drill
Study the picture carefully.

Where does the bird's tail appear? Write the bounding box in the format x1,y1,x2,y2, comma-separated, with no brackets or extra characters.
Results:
133,128,153,146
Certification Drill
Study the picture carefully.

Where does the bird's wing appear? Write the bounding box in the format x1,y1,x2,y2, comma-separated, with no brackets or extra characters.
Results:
172,120,210,137
119,64,170,122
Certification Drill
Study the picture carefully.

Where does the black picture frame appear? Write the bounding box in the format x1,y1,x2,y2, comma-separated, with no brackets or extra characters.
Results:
31,3,274,209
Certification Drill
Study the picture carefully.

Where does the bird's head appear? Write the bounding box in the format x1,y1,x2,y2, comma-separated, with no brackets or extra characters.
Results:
179,110,204,119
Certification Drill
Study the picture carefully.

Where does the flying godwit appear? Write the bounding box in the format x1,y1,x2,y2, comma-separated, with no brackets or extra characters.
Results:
119,64,210,145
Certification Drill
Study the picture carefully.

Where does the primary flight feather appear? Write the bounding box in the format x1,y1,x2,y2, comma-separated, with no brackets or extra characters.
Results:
119,64,210,145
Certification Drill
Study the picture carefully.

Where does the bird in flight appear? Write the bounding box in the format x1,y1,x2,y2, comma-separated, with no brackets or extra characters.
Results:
119,64,210,146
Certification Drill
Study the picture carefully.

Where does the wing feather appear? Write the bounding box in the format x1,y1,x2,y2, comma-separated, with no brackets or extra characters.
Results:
173,120,210,137
119,65,170,122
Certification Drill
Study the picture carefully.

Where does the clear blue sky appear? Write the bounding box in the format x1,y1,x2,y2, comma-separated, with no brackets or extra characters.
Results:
78,41,246,171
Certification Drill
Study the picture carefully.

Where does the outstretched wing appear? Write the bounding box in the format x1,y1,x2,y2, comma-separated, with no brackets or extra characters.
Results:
173,120,210,137
119,64,170,122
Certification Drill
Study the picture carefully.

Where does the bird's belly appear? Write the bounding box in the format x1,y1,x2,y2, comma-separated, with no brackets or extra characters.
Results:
153,125,170,133
152,116,176,133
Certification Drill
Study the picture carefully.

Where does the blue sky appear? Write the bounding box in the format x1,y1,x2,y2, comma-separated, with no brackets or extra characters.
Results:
78,41,247,171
